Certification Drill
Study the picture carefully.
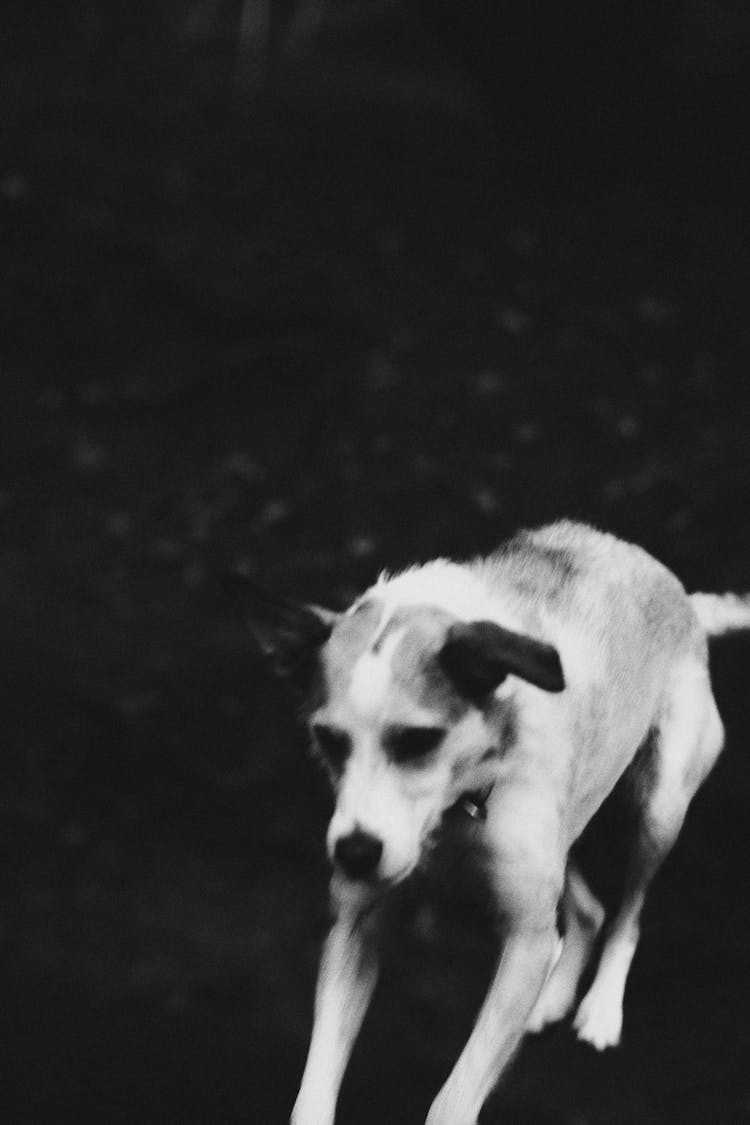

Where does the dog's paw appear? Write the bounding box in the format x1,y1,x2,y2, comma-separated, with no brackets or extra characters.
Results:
572,986,623,1050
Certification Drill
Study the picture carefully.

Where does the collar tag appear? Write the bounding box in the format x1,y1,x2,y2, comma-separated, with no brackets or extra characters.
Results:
459,783,494,821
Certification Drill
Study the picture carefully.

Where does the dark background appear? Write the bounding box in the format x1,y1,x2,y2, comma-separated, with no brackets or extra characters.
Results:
2,2,750,1122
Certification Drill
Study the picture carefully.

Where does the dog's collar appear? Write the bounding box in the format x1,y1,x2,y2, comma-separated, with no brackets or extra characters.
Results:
458,782,495,821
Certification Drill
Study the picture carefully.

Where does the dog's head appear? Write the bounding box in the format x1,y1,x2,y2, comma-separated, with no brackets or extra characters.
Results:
224,572,564,894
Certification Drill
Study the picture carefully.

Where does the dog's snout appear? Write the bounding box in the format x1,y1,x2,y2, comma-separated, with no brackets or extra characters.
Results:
334,830,383,880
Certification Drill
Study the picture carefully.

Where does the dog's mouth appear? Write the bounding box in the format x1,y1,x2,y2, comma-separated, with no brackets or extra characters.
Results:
349,864,415,888
379,864,415,887
330,864,415,903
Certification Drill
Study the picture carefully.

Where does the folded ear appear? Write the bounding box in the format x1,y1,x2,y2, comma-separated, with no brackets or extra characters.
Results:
221,571,338,676
439,620,565,698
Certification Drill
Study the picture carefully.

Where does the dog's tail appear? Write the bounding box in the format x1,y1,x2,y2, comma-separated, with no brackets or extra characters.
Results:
690,592,750,637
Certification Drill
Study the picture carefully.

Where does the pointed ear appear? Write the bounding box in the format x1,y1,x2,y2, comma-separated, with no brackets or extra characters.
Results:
439,620,565,698
221,571,339,676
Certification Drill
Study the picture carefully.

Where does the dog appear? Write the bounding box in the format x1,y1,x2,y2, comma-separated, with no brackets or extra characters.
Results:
224,520,750,1125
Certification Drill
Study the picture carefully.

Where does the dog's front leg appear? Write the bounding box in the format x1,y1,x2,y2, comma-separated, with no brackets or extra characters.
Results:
291,893,382,1125
425,923,558,1125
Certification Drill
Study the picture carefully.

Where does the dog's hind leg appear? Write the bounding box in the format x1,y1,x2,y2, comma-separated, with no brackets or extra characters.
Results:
574,659,724,1050
527,863,605,1033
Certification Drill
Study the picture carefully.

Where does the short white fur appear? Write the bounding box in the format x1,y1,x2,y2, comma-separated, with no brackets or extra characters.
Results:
249,520,747,1125
347,627,405,721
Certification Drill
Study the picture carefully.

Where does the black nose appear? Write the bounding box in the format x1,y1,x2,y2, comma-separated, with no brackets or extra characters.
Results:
334,830,383,880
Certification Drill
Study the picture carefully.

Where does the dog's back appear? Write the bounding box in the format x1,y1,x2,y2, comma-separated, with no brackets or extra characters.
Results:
472,522,707,834
477,520,703,681
478,520,700,657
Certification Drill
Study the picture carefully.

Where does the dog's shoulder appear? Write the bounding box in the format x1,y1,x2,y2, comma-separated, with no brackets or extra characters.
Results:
470,520,607,619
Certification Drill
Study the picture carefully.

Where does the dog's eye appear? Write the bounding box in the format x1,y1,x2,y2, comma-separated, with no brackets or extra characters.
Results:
311,724,351,770
388,726,445,764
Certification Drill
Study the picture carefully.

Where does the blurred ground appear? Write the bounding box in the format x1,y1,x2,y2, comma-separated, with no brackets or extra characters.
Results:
1,3,750,1123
